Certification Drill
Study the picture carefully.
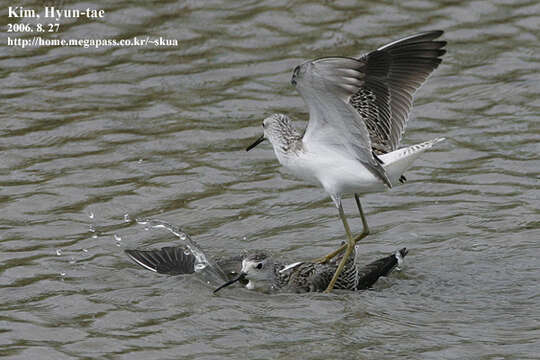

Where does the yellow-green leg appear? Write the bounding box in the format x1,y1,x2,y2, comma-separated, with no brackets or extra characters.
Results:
313,194,370,264
353,193,370,241
324,201,355,293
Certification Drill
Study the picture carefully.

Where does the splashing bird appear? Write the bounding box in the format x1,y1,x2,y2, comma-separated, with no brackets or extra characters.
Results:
125,245,408,293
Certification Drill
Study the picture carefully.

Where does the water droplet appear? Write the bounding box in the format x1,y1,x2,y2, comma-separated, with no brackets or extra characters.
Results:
114,234,122,242
60,272,66,276
56,249,63,256
184,249,191,256
69,258,76,264
242,236,247,241
88,212,94,219
194,263,207,272
89,224,96,233
179,233,187,241
138,158,143,163
82,248,88,253
115,243,121,247
123,214,130,223
92,234,98,239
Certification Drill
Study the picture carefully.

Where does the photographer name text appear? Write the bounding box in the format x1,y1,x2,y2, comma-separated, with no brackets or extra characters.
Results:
9,6,105,21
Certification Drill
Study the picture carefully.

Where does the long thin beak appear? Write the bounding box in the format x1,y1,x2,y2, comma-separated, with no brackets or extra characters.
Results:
213,273,246,293
246,135,265,151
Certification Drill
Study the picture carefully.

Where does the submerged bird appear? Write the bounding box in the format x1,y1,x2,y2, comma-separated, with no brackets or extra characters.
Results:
246,30,446,292
125,245,408,293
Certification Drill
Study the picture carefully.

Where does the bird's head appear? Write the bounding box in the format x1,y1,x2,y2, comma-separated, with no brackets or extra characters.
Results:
246,113,298,153
213,252,274,293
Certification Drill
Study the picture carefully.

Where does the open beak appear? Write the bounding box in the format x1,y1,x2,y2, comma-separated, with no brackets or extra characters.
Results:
213,273,246,293
246,135,265,151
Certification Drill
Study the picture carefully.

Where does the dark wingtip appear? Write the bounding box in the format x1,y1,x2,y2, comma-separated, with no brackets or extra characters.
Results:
367,157,392,189
381,170,392,189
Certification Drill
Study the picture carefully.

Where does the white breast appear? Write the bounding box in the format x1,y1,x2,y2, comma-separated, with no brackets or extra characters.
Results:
279,143,383,196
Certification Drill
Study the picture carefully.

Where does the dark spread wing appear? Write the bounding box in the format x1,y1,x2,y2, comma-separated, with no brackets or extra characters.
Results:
352,30,446,154
125,246,196,275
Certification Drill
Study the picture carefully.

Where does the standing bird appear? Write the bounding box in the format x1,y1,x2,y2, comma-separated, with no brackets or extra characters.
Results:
246,30,446,292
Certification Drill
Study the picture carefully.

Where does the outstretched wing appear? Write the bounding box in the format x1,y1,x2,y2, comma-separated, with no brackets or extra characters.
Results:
293,31,446,186
353,30,446,154
294,56,392,187
125,246,196,275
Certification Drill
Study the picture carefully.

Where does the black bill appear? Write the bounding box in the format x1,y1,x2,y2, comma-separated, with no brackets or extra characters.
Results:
213,273,246,293
246,135,265,151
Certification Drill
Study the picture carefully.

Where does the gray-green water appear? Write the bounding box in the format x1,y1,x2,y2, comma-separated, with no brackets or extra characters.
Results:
1,1,539,359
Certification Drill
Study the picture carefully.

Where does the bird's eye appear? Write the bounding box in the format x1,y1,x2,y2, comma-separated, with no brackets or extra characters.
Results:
256,263,263,269
262,122,266,129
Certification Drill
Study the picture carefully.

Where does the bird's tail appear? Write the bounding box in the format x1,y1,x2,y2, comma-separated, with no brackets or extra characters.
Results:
379,138,445,184
355,248,408,290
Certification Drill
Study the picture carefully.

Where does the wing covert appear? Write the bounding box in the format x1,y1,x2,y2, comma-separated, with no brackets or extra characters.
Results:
355,30,446,153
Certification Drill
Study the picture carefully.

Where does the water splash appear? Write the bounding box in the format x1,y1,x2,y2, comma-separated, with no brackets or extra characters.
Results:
135,218,229,284
194,263,206,272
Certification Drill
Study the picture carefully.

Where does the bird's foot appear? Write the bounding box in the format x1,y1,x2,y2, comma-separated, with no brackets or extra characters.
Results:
311,230,369,264
352,231,369,244
311,244,347,264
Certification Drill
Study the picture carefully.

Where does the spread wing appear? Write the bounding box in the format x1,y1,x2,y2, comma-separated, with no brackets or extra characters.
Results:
294,56,392,187
351,30,446,153
125,247,196,275
293,31,446,185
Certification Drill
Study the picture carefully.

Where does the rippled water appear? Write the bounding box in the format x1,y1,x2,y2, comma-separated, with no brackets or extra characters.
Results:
1,0,539,358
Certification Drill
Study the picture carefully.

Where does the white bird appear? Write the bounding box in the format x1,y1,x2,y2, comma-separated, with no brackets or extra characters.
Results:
246,30,446,292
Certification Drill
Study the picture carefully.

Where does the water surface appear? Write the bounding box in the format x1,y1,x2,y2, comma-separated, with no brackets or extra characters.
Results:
1,0,539,359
